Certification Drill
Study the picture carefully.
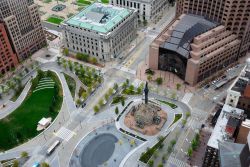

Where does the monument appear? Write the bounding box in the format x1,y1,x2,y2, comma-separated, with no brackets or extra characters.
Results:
124,82,167,135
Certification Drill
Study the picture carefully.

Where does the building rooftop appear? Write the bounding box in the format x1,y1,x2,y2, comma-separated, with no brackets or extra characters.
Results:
160,14,218,58
219,141,245,167
207,104,244,149
65,3,132,34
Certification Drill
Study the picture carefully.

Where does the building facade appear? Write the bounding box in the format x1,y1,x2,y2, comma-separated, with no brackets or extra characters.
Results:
176,0,250,57
0,23,18,75
148,14,240,86
0,0,46,61
110,0,168,22
225,60,250,118
62,3,138,61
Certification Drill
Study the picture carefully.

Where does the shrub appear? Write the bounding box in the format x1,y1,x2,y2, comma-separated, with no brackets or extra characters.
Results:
115,106,119,115
76,53,89,62
148,160,154,167
121,98,125,106
93,105,99,113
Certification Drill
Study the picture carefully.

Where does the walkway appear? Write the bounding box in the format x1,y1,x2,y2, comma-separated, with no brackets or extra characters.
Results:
0,81,31,119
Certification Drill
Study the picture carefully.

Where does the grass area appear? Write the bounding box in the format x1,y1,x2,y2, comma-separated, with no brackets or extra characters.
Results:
170,114,183,127
77,0,91,5
139,136,167,163
101,0,109,4
111,95,126,105
63,73,76,98
46,17,64,25
43,0,52,3
0,71,63,151
157,99,177,109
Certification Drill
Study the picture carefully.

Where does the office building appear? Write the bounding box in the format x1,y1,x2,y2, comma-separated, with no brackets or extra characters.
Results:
148,14,240,85
62,3,138,61
110,0,168,22
0,0,47,61
176,0,250,57
0,23,18,75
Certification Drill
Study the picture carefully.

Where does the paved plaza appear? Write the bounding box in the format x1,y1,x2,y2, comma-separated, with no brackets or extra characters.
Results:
69,124,143,167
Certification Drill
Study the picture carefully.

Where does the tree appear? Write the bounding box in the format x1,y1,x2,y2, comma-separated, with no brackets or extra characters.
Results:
13,160,19,167
63,48,69,56
81,92,88,100
90,57,98,64
171,92,176,99
155,77,163,86
186,111,191,118
98,99,104,106
121,98,125,106
41,162,50,167
115,106,119,115
176,83,181,90
157,164,163,167
113,83,118,91
21,151,28,158
104,93,109,101
187,147,193,157
108,88,114,95
148,160,154,167
76,99,81,106
93,105,99,113
182,119,187,126
76,53,89,62
147,75,152,82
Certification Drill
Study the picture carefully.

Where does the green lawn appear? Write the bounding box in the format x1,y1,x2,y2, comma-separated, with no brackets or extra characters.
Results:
77,0,92,5
169,114,183,127
101,0,109,4
157,99,177,109
0,72,62,151
46,17,64,25
63,73,76,98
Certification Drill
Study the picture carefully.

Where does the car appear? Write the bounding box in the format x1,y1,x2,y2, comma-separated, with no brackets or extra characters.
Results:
32,162,40,167
204,84,210,89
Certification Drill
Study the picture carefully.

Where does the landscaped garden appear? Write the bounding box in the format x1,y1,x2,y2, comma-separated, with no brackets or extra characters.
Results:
157,99,177,109
63,73,76,98
139,136,167,164
0,70,63,150
46,16,64,25
121,79,144,95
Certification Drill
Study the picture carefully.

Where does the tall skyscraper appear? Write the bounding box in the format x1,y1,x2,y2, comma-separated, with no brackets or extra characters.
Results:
0,0,46,61
0,23,18,75
176,0,250,57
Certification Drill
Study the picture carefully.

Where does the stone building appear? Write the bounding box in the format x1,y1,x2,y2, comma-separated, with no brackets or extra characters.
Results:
62,3,138,61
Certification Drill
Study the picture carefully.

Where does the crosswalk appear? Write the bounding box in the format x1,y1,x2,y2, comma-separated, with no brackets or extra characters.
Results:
181,93,193,104
54,127,75,141
115,66,136,75
167,155,190,167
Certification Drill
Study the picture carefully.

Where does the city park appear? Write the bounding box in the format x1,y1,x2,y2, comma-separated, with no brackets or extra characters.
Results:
0,51,195,167
36,0,110,26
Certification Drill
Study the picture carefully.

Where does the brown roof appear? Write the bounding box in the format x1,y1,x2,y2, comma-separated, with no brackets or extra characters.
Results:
243,85,250,98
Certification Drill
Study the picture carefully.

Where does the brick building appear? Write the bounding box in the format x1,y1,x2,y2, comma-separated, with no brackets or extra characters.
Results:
0,0,46,61
148,14,240,85
0,23,18,75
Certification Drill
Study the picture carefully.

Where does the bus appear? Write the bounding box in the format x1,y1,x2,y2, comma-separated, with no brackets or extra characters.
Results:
47,140,60,155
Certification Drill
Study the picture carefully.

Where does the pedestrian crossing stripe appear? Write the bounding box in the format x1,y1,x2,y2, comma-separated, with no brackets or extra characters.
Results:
54,127,76,141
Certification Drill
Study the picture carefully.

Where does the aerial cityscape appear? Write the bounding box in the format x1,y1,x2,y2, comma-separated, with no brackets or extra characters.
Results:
0,0,250,167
